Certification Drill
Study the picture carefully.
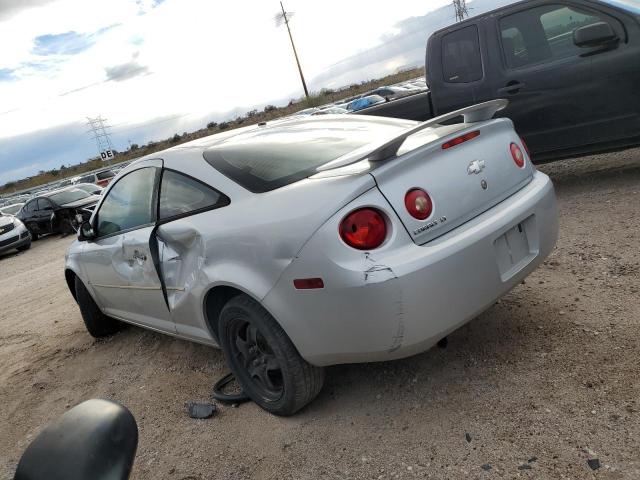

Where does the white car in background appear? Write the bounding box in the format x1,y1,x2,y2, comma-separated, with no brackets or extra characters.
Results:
0,212,31,255
65,100,558,415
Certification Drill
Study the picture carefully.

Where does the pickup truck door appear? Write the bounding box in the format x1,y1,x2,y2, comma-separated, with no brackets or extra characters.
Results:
492,1,633,155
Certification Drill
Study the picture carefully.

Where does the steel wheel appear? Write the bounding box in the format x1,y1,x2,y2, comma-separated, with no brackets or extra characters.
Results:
218,294,325,416
228,318,284,402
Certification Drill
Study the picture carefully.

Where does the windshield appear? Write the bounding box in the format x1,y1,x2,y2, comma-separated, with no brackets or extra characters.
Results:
601,0,640,13
48,189,92,205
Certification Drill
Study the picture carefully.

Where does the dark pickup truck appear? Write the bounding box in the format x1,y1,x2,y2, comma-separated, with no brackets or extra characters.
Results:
357,0,640,162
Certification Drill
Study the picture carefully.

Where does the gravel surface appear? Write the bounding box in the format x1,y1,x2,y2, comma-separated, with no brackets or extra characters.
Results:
1,149,638,479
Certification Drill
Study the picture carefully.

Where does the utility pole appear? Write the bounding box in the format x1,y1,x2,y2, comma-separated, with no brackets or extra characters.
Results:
86,116,115,162
275,1,310,100
453,0,470,22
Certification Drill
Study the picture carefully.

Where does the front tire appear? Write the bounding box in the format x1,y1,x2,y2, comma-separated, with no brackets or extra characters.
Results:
218,294,324,416
75,277,121,338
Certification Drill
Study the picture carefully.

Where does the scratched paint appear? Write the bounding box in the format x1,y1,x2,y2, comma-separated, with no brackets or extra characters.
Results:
363,252,397,284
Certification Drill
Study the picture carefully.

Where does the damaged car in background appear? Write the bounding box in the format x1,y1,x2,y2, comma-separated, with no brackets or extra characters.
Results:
17,186,100,240
64,99,558,416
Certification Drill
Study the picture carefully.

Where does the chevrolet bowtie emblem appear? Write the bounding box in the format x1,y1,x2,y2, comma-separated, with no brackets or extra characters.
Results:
467,159,485,175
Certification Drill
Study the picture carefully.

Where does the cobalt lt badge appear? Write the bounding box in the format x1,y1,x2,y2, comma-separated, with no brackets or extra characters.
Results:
481,179,488,190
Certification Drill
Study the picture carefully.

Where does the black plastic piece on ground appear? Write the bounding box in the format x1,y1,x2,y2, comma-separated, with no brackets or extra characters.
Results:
212,372,251,404
437,337,448,349
587,458,601,470
14,399,138,480
187,402,216,419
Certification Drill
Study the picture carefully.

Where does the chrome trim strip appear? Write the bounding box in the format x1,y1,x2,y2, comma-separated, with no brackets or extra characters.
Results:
90,283,185,292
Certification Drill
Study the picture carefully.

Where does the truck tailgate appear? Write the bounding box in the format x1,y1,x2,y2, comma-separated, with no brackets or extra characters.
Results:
371,118,534,245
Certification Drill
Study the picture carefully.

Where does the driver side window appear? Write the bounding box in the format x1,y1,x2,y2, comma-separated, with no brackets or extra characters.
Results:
96,167,157,237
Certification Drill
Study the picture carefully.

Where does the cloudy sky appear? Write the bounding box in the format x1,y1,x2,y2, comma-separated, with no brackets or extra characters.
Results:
0,0,486,185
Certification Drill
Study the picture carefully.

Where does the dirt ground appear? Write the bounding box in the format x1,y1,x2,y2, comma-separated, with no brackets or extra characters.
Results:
1,149,638,479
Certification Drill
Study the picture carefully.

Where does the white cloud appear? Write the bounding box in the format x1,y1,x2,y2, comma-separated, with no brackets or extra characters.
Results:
0,0,454,182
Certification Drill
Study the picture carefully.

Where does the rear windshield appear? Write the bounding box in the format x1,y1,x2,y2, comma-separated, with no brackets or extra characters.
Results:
203,120,410,192
48,188,92,205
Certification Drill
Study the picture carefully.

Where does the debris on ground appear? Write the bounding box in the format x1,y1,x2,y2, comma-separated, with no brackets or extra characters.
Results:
187,402,216,419
587,458,601,471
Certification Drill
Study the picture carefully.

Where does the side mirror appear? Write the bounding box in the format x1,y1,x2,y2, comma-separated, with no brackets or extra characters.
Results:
78,221,96,241
574,22,618,48
14,399,138,480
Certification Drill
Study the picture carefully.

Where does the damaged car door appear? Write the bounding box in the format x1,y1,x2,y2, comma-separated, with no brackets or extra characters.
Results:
154,169,229,341
82,162,174,332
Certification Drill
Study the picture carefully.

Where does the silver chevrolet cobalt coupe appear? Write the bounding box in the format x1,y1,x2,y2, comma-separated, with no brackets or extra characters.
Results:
65,100,558,415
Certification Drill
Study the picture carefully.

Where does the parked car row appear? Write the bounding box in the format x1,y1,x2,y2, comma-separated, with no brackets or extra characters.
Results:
291,77,428,117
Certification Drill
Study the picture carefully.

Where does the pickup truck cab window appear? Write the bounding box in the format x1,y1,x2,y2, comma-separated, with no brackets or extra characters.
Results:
441,25,483,83
96,167,156,237
500,4,609,68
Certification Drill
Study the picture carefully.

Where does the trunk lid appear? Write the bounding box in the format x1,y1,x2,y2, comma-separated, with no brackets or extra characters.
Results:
370,118,534,245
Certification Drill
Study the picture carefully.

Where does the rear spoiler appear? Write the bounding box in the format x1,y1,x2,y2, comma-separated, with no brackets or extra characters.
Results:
316,99,508,172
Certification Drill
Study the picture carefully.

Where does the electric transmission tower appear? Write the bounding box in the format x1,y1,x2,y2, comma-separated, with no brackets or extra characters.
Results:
453,0,470,22
86,116,114,160
275,1,309,100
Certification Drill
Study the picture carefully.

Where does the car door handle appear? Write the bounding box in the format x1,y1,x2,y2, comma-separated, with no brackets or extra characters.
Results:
498,82,525,95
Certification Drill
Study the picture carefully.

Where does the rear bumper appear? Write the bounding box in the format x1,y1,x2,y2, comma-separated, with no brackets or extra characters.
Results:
263,171,558,366
0,224,31,254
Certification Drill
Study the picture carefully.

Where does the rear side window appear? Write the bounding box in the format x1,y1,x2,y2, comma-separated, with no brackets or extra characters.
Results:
37,199,53,211
441,25,483,83
159,170,228,220
500,4,607,68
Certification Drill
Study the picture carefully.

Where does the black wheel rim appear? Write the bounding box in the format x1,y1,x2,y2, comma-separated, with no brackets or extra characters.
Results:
227,317,284,402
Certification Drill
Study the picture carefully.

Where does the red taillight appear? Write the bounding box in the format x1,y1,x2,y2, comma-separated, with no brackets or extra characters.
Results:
293,278,324,290
519,136,530,157
404,188,433,220
442,130,480,150
510,142,525,168
339,208,387,250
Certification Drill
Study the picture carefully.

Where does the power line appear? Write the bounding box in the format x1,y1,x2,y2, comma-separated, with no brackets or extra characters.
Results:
275,1,310,100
